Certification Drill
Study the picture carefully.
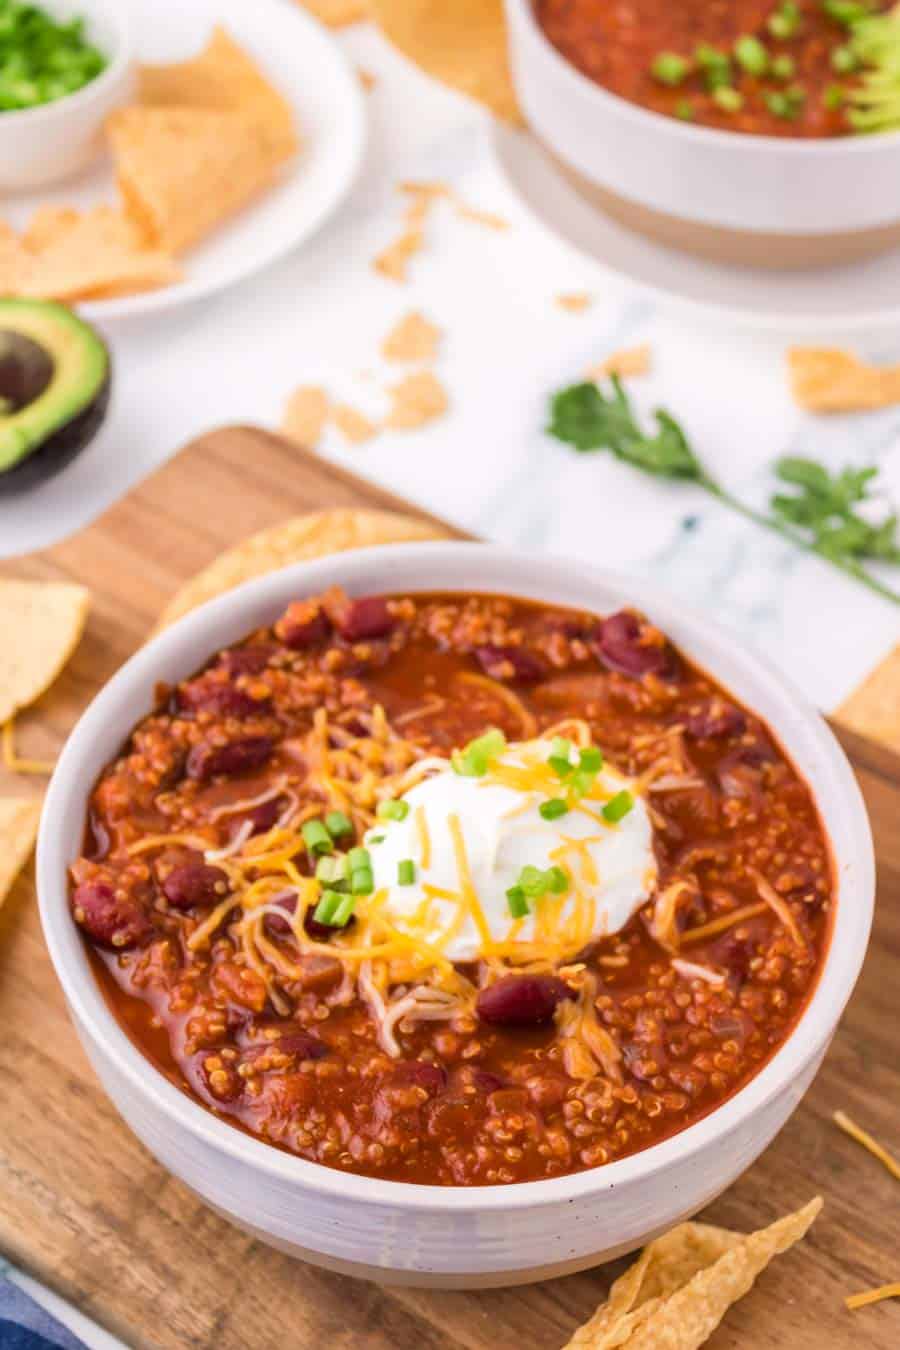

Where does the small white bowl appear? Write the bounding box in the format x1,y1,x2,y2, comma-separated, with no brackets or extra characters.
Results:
504,0,900,267
37,544,875,1287
0,0,133,192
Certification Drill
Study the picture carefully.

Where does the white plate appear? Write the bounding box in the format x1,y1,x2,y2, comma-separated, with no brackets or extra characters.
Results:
489,122,900,335
2,0,366,320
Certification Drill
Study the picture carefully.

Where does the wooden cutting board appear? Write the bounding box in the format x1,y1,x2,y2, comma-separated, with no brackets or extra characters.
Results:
1,427,898,1350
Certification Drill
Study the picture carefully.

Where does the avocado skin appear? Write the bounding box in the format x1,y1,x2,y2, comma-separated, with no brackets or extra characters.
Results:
0,367,111,495
0,300,111,494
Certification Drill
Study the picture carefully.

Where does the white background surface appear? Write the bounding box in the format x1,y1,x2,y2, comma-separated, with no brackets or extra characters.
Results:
3,8,900,1341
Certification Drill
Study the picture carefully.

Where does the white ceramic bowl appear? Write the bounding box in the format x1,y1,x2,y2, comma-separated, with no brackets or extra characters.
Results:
504,0,900,264
0,0,133,191
37,543,874,1288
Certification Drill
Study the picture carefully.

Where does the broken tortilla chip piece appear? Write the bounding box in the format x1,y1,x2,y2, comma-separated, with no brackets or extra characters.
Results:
333,404,378,445
788,347,900,413
588,345,653,381
0,798,42,911
372,0,522,124
295,0,371,26
373,227,425,282
2,206,181,302
386,371,448,429
564,1198,822,1349
108,106,289,255
138,26,297,160
836,645,900,754
155,510,451,630
282,386,331,449
557,292,593,313
0,580,90,727
381,311,441,363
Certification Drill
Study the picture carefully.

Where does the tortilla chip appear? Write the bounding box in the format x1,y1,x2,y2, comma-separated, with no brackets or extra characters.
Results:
565,1199,821,1349
0,798,42,911
0,581,90,727
156,510,451,630
358,67,377,90
138,26,297,160
333,404,378,444
373,227,425,282
788,347,900,413
588,345,653,381
2,206,180,301
282,386,331,449
837,645,900,753
295,0,371,25
557,293,593,313
381,311,441,363
372,0,522,124
109,106,289,255
386,371,448,429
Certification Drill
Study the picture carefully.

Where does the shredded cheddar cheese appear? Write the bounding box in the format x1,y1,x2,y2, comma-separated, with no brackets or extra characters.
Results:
834,1110,900,1182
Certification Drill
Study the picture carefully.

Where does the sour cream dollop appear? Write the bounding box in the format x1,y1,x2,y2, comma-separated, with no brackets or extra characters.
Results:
366,738,656,964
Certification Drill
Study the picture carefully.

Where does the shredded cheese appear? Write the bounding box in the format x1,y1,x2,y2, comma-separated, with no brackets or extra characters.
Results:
680,901,768,946
845,1284,900,1311
752,869,805,949
833,1110,900,1182
414,803,431,869
455,671,538,737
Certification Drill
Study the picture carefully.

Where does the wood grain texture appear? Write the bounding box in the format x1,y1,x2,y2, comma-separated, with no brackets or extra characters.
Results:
1,427,898,1350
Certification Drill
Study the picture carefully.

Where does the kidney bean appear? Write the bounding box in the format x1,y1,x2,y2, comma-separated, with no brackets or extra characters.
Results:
713,933,754,989
474,644,544,683
220,645,275,676
394,1061,448,1095
716,743,774,798
71,881,151,949
274,1032,328,1061
241,796,283,837
471,1069,506,1095
476,974,575,1026
685,703,747,741
178,681,271,720
186,736,273,782
162,861,229,912
275,600,331,649
334,596,394,641
594,610,672,678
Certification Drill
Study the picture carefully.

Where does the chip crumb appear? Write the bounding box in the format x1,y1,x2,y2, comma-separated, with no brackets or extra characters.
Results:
845,1283,900,1311
295,0,371,25
564,1198,821,1349
587,345,653,381
833,1109,900,1181
283,386,330,449
386,371,448,429
0,797,42,911
333,404,378,444
373,228,426,282
358,67,377,89
557,292,593,313
381,311,442,363
788,346,900,413
456,203,509,231
0,580,90,728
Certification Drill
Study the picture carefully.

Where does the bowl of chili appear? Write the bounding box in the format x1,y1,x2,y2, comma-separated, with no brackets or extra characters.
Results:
504,0,900,268
37,543,874,1286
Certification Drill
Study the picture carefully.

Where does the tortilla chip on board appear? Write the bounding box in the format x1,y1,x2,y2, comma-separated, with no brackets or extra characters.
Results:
837,645,900,753
0,798,42,912
155,509,452,630
371,0,523,124
788,347,900,413
0,580,90,727
564,1198,822,1349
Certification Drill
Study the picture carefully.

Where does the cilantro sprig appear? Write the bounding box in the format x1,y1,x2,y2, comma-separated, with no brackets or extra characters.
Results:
547,377,900,605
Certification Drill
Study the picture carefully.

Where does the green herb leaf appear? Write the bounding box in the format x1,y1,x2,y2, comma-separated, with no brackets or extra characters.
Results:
547,378,703,481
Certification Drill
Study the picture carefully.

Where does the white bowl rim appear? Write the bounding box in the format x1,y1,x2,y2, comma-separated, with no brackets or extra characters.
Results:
0,0,131,125
506,0,900,154
37,541,875,1214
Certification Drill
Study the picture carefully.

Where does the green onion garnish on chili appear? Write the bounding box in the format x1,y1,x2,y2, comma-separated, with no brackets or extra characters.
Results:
452,727,506,777
540,798,569,821
602,790,635,824
506,885,529,919
651,51,690,86
350,867,375,896
397,859,416,886
734,35,768,75
313,890,356,927
302,819,333,856
325,810,353,839
377,798,409,822
316,854,349,886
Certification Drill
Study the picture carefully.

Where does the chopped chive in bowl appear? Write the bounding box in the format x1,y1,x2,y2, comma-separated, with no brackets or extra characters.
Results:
0,0,106,111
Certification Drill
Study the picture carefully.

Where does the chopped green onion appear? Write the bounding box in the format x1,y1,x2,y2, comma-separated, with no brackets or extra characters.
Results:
302,819,333,856
831,43,858,71
397,859,416,886
348,846,371,872
377,798,409,822
551,736,573,761
768,2,801,38
651,51,690,86
549,754,573,778
602,790,635,824
539,798,569,821
734,35,769,75
325,810,353,839
0,1,107,111
823,82,845,108
547,866,569,894
764,84,806,118
369,834,385,845
675,98,696,120
713,86,744,112
519,864,549,899
771,53,796,79
313,890,345,926
579,746,604,773
695,43,733,90
506,885,530,919
350,867,375,895
823,0,871,26
452,727,506,777
316,854,349,886
330,895,356,927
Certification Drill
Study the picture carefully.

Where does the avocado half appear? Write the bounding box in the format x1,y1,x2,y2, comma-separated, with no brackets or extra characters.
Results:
0,299,111,495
